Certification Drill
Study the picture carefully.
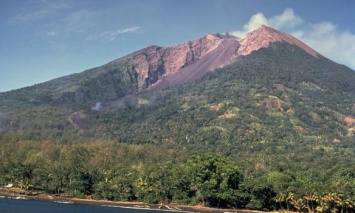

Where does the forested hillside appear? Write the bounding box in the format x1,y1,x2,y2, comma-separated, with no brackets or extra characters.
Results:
0,58,138,108
0,42,355,212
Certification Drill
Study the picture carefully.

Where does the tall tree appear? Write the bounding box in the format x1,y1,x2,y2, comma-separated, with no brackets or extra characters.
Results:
184,153,242,207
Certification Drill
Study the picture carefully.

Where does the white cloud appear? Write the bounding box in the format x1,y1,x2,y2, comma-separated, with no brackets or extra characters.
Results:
231,8,303,38
231,13,267,38
301,22,355,69
268,8,303,30
90,26,141,42
231,8,355,70
120,26,141,33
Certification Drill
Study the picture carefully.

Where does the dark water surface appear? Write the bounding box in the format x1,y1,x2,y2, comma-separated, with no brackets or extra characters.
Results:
0,197,174,213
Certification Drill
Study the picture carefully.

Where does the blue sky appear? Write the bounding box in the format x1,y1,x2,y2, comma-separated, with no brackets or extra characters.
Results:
1,0,354,92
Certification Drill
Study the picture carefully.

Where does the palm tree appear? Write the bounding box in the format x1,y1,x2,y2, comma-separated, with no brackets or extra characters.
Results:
334,194,355,213
275,192,287,210
17,179,33,190
285,192,295,211
290,198,306,212
303,192,319,212
342,198,354,213
321,192,340,213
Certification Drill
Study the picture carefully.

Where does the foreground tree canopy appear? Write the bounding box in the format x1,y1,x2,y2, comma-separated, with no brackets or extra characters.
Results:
0,138,354,212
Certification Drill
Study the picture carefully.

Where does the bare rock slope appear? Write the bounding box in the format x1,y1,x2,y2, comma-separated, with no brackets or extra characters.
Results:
238,25,320,57
122,33,240,90
120,25,321,91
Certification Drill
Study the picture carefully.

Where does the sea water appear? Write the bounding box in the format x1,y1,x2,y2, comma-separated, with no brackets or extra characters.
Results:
0,197,176,213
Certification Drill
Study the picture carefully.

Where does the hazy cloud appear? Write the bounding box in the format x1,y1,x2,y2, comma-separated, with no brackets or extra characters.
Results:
46,30,56,37
9,1,141,45
231,8,355,69
87,26,141,43
8,0,70,24
63,10,98,34
302,22,355,69
103,26,141,42
31,9,103,42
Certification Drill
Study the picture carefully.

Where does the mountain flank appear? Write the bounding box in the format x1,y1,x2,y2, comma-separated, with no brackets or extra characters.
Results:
0,25,327,108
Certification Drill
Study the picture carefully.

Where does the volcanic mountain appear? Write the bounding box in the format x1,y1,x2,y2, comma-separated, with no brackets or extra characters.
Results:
2,24,355,213
0,25,325,107
1,25,355,146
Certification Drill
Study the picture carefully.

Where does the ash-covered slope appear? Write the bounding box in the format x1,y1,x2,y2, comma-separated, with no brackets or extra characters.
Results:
120,33,239,90
126,25,323,91
238,25,321,57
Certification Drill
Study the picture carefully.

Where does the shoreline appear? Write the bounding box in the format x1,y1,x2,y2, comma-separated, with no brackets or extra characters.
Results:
0,187,267,213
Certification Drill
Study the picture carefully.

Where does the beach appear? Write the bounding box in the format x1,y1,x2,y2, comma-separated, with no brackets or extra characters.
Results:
0,187,267,213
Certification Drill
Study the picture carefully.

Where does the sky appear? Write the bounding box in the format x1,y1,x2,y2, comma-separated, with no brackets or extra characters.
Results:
1,0,355,92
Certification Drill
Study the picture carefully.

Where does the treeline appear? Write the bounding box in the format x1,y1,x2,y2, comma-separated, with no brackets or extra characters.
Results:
0,138,354,212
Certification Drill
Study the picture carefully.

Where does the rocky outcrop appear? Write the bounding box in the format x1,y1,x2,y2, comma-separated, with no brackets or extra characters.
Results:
67,111,87,129
238,25,321,57
130,45,165,90
125,33,239,90
118,25,322,91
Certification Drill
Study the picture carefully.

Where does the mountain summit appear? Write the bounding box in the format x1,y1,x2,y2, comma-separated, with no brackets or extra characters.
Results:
0,25,345,108
109,25,322,91
238,25,321,57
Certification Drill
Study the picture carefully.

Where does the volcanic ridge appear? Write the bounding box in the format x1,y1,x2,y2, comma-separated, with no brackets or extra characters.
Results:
118,25,321,91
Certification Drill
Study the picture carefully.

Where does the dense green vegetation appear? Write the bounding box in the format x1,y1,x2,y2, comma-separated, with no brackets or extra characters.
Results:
0,139,354,212
0,58,138,108
1,42,355,212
